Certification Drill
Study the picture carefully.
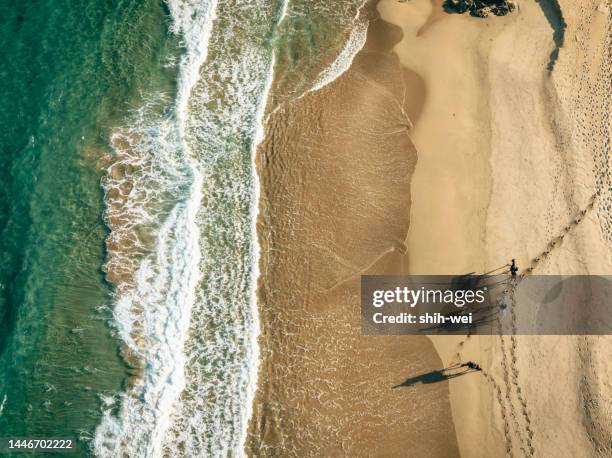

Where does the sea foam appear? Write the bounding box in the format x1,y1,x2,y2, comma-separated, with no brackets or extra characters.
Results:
309,2,368,93
95,0,285,456
94,0,217,456
159,1,285,455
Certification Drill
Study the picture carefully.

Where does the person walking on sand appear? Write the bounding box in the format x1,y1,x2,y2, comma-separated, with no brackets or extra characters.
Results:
460,361,482,371
510,259,518,278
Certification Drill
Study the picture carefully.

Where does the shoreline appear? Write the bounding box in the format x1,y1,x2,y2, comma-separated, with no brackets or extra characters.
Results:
243,0,295,449
309,0,370,93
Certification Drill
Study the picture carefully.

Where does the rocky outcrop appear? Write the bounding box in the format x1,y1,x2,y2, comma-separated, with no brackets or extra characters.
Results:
444,0,516,17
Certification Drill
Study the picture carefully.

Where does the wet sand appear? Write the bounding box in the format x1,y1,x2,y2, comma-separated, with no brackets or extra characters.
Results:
248,2,459,456
250,0,611,456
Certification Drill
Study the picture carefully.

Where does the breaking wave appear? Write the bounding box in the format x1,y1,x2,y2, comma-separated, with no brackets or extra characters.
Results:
94,0,284,456
310,2,368,92
94,0,217,456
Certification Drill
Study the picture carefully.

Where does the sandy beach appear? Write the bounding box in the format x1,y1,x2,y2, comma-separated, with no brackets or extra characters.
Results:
379,0,610,456
250,0,611,456
249,2,459,456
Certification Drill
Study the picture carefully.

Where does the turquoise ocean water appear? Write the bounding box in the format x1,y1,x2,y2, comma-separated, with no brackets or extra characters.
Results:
0,0,364,455
0,0,178,454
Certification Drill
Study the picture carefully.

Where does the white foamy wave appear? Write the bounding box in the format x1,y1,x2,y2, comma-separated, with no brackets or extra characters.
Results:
94,107,203,457
239,19,281,457
0,394,6,416
278,0,289,25
158,1,286,456
166,0,219,127
100,98,188,291
94,0,217,456
95,168,202,456
309,6,368,93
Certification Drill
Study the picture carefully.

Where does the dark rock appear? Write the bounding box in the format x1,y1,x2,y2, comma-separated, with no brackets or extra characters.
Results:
470,8,489,17
443,0,515,17
444,0,471,13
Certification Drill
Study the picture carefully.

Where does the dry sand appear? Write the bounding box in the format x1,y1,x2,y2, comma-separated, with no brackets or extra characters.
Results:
379,0,612,456
250,0,611,456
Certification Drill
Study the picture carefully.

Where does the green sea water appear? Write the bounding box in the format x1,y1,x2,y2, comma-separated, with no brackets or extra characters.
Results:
0,0,177,453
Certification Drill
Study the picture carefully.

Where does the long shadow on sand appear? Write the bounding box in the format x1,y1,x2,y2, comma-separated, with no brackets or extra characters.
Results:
393,367,477,388
535,0,567,75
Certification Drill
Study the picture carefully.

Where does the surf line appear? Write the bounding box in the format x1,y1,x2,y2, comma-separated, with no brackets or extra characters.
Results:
264,0,369,124
309,0,369,93
240,1,290,455
93,0,219,456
